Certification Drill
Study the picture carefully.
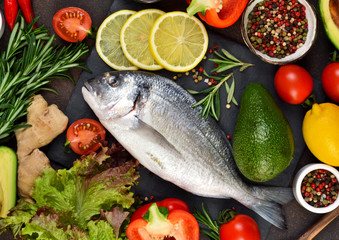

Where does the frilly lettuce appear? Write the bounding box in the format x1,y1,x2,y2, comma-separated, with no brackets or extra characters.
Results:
0,144,139,239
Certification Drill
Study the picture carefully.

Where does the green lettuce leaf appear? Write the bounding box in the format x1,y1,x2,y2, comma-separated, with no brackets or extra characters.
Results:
0,144,139,239
88,220,120,240
100,207,129,237
0,199,38,237
21,210,88,240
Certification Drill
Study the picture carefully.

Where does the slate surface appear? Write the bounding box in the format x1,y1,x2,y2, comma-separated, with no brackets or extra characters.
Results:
44,0,330,239
0,0,338,239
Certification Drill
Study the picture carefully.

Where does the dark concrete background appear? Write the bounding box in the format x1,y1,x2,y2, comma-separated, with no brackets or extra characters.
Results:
0,0,338,239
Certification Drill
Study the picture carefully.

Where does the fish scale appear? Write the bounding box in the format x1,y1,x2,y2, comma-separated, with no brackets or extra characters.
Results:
82,70,293,229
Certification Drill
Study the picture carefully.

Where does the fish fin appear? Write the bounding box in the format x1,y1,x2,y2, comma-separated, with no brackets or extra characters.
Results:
136,118,183,157
250,186,293,229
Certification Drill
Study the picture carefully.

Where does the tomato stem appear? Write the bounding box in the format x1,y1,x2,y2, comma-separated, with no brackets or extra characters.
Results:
301,93,316,109
218,209,237,224
63,138,72,154
86,25,97,40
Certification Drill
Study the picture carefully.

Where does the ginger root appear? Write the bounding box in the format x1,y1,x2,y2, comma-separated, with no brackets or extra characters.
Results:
15,95,68,202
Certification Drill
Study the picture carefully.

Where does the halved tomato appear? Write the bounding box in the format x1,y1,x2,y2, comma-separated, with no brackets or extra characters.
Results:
53,7,92,42
65,119,106,155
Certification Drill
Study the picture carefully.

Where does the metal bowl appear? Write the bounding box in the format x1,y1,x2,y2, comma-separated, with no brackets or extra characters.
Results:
241,0,317,65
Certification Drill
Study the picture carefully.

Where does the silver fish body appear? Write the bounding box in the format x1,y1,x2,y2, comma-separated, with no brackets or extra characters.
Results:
82,71,292,229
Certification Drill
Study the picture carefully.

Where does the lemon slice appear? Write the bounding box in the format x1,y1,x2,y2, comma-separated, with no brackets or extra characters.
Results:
96,10,137,70
120,9,164,71
149,12,208,72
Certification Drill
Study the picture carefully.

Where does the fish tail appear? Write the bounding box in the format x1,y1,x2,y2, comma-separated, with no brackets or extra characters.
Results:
249,186,294,229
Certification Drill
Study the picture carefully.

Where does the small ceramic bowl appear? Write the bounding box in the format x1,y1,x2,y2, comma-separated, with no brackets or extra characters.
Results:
293,163,339,214
241,0,317,65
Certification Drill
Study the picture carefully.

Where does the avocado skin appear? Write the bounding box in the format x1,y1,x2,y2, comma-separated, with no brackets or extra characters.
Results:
0,146,17,218
233,83,294,182
319,0,339,50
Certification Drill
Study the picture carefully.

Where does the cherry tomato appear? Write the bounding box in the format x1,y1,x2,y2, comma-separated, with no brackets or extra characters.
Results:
53,7,92,42
66,119,106,155
274,64,313,104
130,198,190,222
322,62,339,103
219,214,261,240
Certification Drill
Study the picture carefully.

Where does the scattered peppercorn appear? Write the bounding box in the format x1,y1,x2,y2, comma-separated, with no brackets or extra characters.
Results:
301,169,338,208
246,0,308,59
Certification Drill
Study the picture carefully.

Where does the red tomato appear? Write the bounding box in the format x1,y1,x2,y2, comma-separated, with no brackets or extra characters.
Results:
53,7,92,42
322,62,339,103
126,210,199,240
66,119,106,155
219,214,261,240
274,64,313,104
130,198,190,222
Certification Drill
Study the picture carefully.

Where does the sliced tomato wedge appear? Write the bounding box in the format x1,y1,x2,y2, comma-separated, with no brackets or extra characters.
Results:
53,7,92,42
66,119,106,155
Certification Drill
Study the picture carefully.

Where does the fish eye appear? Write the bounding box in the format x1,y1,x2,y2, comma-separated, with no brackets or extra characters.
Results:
107,76,118,87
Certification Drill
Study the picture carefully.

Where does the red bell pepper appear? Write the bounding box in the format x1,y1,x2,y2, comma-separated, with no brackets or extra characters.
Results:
126,203,199,240
186,0,249,28
18,0,37,29
130,198,190,222
4,0,18,30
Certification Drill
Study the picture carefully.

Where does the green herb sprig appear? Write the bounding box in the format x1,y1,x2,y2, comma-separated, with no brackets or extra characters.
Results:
188,73,235,121
193,204,220,240
210,49,253,73
188,49,252,121
0,16,89,141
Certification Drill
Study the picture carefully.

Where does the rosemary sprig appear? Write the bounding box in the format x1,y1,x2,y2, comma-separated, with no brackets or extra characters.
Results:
188,73,234,121
210,48,254,73
193,204,220,240
188,48,252,121
0,16,89,141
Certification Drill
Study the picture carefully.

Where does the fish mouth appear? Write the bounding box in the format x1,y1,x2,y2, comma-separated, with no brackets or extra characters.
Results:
83,80,93,92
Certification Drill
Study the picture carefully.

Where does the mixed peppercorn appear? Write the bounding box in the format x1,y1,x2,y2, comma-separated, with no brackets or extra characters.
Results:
301,169,338,208
247,0,308,59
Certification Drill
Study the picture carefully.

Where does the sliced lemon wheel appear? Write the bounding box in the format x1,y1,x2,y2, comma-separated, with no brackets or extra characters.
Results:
120,9,164,71
149,11,209,72
96,10,137,70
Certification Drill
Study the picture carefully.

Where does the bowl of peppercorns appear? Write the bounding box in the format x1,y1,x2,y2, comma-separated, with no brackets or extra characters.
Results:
241,0,317,65
293,163,339,214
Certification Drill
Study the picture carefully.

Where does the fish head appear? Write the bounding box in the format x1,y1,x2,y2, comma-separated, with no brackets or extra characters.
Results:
82,71,145,121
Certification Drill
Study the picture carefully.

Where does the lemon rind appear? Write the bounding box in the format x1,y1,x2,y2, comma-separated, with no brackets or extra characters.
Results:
149,11,209,72
120,9,165,71
96,10,138,71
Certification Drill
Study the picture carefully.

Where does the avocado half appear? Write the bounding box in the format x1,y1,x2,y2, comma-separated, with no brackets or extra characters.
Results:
319,0,339,50
0,146,17,218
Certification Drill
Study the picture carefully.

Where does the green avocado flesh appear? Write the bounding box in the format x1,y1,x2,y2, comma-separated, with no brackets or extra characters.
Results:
0,146,17,218
319,0,339,50
233,83,295,182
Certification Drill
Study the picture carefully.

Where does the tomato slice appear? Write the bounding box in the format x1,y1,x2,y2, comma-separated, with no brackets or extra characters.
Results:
53,7,92,42
66,119,106,155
